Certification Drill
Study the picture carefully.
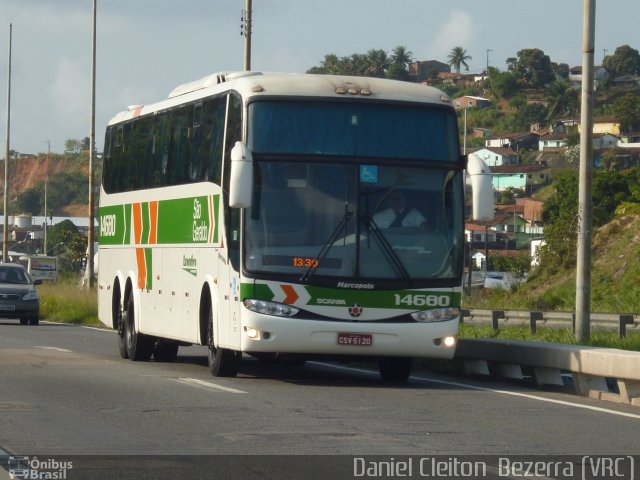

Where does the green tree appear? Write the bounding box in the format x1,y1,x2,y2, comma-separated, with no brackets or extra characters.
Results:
545,79,579,120
509,103,548,131
539,170,579,271
447,46,472,74
364,49,390,78
603,44,640,77
307,53,340,74
610,93,640,132
487,67,518,98
539,169,632,273
47,219,87,273
65,139,81,154
555,63,570,80
386,63,410,81
15,188,42,215
512,48,555,88
390,45,413,70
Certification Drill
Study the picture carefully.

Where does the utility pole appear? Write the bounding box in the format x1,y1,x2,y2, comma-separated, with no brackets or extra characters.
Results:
575,0,596,343
87,0,97,288
3,24,12,263
241,0,252,71
44,140,49,255
486,49,493,72
44,177,48,255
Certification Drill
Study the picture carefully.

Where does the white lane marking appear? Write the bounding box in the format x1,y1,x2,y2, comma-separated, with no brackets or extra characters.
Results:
35,346,72,353
174,377,246,394
310,362,640,420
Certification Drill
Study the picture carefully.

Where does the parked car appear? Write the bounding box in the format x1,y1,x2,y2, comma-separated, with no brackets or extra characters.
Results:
0,263,42,325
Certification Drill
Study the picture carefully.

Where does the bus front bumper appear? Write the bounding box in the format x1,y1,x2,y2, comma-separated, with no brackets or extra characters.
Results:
239,311,459,359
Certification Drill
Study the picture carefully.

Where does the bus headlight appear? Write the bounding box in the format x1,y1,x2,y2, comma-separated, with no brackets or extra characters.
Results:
411,307,459,323
243,299,299,318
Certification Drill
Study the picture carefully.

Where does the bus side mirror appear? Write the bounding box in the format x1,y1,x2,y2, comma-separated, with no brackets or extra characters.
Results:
467,153,494,222
229,142,254,208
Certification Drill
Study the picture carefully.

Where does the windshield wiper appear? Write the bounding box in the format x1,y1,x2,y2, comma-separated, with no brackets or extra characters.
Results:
361,215,410,280
300,204,353,283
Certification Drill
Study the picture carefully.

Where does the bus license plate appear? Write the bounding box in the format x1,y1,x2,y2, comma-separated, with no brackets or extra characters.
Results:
337,333,372,346
0,305,15,311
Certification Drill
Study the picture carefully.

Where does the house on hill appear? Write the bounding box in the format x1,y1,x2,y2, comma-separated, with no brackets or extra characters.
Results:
538,133,568,151
578,116,622,136
409,60,450,82
485,131,539,151
468,147,520,167
453,96,492,110
490,164,550,194
568,65,609,88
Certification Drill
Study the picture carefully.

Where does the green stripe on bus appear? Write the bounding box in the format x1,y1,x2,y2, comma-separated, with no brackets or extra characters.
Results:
156,196,211,244
304,286,461,309
99,204,130,245
124,204,132,244
145,248,153,290
245,283,461,310
99,195,219,246
141,202,150,244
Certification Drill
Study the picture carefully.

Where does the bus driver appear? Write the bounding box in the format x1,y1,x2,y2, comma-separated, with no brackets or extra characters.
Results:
373,190,428,229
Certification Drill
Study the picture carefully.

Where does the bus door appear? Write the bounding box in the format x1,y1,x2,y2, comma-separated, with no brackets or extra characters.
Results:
216,208,242,349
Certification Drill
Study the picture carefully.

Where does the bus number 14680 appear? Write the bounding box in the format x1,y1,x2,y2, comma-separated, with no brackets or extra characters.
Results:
394,294,450,307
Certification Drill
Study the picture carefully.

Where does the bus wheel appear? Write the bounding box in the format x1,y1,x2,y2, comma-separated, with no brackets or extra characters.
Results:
124,296,153,361
153,340,179,362
378,357,413,383
206,302,240,377
117,303,128,359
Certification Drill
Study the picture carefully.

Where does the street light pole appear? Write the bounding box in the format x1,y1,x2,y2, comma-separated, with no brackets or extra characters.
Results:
3,23,12,264
241,0,252,71
87,0,97,288
575,0,596,343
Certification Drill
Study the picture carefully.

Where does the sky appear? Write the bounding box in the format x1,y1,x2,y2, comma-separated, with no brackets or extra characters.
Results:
1,0,639,155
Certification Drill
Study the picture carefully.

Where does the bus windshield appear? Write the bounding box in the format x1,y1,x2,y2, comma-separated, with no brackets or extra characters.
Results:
244,161,463,282
248,100,460,162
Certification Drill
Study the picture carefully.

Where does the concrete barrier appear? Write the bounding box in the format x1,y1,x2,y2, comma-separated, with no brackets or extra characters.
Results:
455,338,640,406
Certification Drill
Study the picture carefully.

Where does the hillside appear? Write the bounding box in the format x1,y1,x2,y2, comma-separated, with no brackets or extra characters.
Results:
0,154,93,216
470,214,640,314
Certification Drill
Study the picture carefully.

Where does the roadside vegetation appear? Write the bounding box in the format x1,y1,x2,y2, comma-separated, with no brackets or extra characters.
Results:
459,324,640,351
38,278,99,326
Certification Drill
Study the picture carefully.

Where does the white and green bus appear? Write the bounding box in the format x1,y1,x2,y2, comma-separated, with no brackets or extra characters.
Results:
98,72,493,382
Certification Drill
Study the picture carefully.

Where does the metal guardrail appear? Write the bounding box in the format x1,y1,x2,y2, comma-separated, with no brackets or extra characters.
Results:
461,309,639,338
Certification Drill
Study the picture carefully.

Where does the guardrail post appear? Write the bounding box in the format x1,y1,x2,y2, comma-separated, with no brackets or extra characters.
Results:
619,315,634,338
460,309,470,324
529,311,543,334
492,310,504,331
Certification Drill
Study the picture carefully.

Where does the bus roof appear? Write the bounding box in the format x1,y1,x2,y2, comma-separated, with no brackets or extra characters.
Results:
107,72,453,126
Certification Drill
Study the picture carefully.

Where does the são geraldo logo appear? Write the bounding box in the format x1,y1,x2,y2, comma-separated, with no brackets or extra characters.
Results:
349,304,363,318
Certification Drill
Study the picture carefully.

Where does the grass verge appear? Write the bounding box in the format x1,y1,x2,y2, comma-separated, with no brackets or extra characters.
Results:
38,280,101,326
459,323,640,351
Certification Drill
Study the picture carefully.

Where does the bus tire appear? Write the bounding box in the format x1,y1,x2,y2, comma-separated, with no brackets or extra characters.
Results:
153,340,179,362
28,316,39,326
20,318,28,325
117,305,128,359
124,295,153,361
378,357,413,383
206,302,240,377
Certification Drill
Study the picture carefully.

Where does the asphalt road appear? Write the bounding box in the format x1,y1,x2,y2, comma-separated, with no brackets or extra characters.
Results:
1,321,639,479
